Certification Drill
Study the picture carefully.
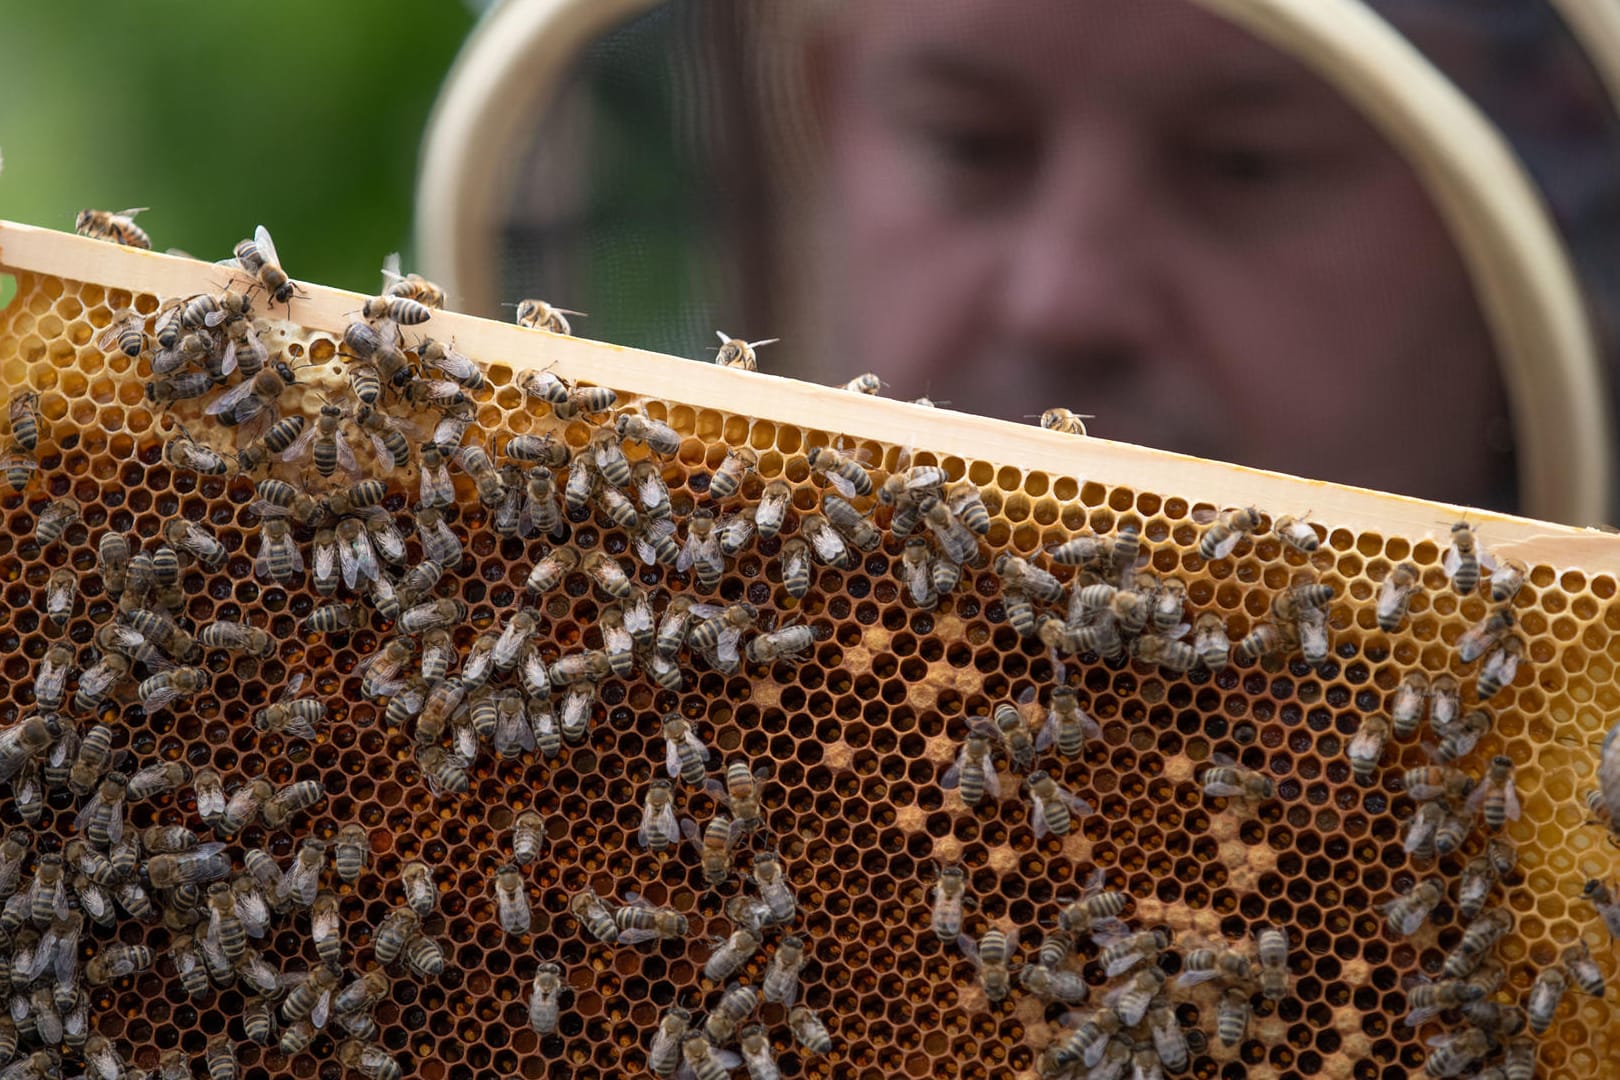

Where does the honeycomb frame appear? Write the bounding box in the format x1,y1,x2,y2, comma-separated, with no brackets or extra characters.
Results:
0,219,1618,1080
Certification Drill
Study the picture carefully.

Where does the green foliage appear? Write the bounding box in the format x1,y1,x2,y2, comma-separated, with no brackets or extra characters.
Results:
0,1,475,293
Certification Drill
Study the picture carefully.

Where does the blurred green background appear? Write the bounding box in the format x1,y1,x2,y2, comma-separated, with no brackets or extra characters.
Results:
0,1,477,294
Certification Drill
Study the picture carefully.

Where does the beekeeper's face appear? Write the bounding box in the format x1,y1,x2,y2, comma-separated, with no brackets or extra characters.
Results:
814,0,1508,507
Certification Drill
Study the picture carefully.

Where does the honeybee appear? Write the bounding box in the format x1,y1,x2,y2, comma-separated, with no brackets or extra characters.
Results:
310,891,342,964
1385,671,1429,740
1403,764,1474,803
1444,908,1513,978
220,313,270,382
614,893,688,945
687,602,758,671
205,362,296,431
336,1040,403,1080
1215,987,1252,1048
1457,608,1515,665
398,597,467,635
137,667,209,711
779,537,812,598
939,722,997,806
1095,927,1170,979
1522,965,1574,1036
562,887,617,945
1256,925,1289,1001
1133,632,1199,673
1234,621,1286,664
671,512,723,588
1185,612,1231,672
276,839,327,910
254,518,303,584
658,714,711,785
712,330,778,370
1444,521,1484,595
928,865,971,942
1432,708,1491,764
1019,965,1091,1007
704,926,762,982
806,444,874,500
232,225,297,306
647,1005,694,1077
76,207,151,248
1026,770,1092,839
513,298,584,335
1403,974,1486,1025
1,449,35,493
493,865,532,936
681,814,736,888
582,551,635,600
164,518,228,570
1106,967,1166,1026
710,760,769,840
414,501,466,563
146,370,220,406
1198,506,1263,560
744,624,815,667
1038,407,1090,435
739,853,793,926
1176,942,1252,988
1465,755,1522,832
1202,755,1274,801
1563,940,1605,996
1348,715,1390,784
372,905,420,965
35,498,79,547
1488,558,1527,604
788,1006,831,1056
799,513,852,571
145,842,232,889
127,761,190,802
526,963,565,1035
995,554,1065,605
1274,514,1321,554
95,312,148,359
331,823,370,883
1476,637,1525,700
823,493,881,551
960,927,1018,1003
1587,880,1620,939
41,568,76,631
1432,676,1470,735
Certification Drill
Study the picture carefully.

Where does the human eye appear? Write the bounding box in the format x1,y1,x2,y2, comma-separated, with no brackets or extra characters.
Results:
879,79,1038,213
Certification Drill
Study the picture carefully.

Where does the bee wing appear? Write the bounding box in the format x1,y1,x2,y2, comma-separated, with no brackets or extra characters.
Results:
203,376,260,417
1502,782,1523,821
334,430,360,475
715,626,743,667
956,934,981,963
712,1050,743,1070
1443,545,1462,578
1035,714,1058,753
616,928,662,945
94,324,125,352
682,730,711,763
45,574,74,611
1202,781,1244,798
1210,533,1241,560
310,987,332,1030
1175,969,1222,989
1463,782,1490,818
664,739,685,778
381,252,404,289
983,764,1002,798
810,528,845,564
1030,793,1049,839
827,473,857,500
1060,789,1094,815
254,225,281,267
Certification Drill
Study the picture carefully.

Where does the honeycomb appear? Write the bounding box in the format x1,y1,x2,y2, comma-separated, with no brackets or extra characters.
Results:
0,219,1618,1080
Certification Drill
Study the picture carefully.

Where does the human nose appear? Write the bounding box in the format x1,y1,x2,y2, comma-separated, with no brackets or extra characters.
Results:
994,138,1161,363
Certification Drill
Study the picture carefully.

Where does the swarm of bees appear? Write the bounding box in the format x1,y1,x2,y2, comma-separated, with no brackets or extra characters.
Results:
0,213,1607,1079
